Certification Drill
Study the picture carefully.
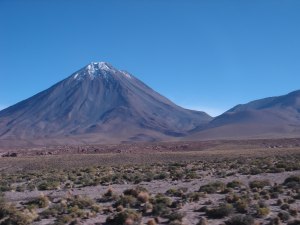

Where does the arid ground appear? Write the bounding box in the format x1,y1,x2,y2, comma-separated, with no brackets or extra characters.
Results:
0,139,299,225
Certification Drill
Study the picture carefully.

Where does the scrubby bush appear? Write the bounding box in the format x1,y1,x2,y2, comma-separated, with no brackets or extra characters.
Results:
227,180,243,189
184,192,203,202
0,202,34,225
284,175,300,189
68,195,95,209
115,195,138,208
0,182,11,192
199,181,225,194
289,208,298,217
137,192,150,203
152,194,172,206
235,200,249,213
104,187,114,197
276,199,283,206
166,188,184,197
196,217,207,225
152,203,171,217
280,203,290,210
206,203,234,219
106,209,142,225
225,215,255,225
124,189,139,198
256,207,270,218
147,219,157,225
37,180,60,190
225,194,241,203
267,217,281,225
26,195,50,208
249,180,270,189
278,211,290,222
284,175,300,184
142,202,153,214
166,212,185,222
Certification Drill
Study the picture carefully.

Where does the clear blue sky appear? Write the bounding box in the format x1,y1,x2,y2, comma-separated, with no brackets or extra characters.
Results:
1,0,300,116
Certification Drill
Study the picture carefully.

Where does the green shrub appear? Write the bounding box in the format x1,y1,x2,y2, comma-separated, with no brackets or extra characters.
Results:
256,207,270,217
280,203,290,210
0,182,11,192
68,195,95,209
26,195,50,208
55,215,73,224
227,180,243,189
123,186,148,197
40,204,66,218
225,215,255,225
166,188,184,197
0,203,33,225
123,189,139,197
115,195,138,208
284,175,300,189
225,194,241,203
184,192,203,202
16,185,26,192
289,208,298,217
235,200,249,213
106,209,141,225
152,203,171,217
206,203,234,219
278,211,290,222
249,180,270,189
167,212,185,222
196,217,207,225
284,175,300,184
152,194,172,206
199,181,225,194
37,180,59,190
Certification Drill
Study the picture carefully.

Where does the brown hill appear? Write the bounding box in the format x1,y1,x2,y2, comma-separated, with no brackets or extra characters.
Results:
188,90,300,140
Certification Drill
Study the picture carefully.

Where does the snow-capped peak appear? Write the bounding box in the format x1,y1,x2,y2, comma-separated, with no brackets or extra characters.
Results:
73,62,133,81
73,62,115,80
89,62,112,71
86,62,114,74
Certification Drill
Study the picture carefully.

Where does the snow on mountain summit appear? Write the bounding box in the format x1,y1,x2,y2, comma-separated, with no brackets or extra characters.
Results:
73,62,132,80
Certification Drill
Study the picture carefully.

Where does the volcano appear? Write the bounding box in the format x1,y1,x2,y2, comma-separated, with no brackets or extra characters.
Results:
0,62,212,146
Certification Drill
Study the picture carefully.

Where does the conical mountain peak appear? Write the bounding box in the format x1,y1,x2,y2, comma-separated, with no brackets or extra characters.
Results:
0,62,211,146
73,62,132,81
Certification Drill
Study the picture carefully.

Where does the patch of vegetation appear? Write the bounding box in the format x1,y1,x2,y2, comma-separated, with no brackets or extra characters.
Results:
249,180,270,189
206,204,234,219
199,181,226,194
225,215,255,225
106,209,141,225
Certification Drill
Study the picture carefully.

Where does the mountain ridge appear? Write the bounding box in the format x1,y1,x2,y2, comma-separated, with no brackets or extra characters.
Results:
1,62,300,147
188,90,300,140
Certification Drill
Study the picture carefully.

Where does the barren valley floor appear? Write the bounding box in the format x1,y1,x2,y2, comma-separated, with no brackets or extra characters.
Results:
0,140,299,225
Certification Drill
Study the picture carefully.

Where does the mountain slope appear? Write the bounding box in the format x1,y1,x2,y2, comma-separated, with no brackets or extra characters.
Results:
189,90,300,140
0,62,212,146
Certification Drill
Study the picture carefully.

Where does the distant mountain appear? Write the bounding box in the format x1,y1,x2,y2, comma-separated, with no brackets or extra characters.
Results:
0,62,212,146
189,90,300,140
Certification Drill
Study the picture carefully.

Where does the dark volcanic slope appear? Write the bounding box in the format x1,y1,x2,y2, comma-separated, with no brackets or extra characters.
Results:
0,62,212,146
189,90,300,140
